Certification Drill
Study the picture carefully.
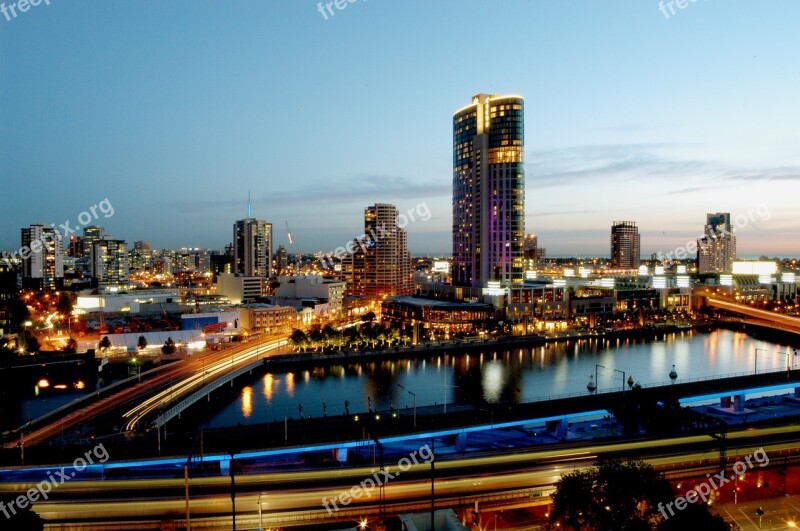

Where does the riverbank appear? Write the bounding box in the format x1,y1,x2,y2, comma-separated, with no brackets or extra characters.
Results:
265,321,717,370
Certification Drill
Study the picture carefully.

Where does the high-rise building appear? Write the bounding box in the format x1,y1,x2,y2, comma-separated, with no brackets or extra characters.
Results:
233,219,272,279
610,221,641,269
130,241,153,270
21,224,64,290
68,235,84,258
82,226,104,256
524,233,546,271
698,212,736,274
275,245,289,272
91,239,129,289
342,203,413,298
453,94,525,287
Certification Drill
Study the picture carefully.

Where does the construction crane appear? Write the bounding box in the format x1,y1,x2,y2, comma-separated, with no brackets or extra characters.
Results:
285,221,302,274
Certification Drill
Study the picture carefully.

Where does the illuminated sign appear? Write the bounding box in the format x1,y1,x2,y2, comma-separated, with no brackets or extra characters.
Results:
720,274,733,286
732,261,777,276
653,276,667,289
432,261,450,273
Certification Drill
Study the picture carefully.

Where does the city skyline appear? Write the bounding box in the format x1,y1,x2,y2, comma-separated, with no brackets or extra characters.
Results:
1,1,798,258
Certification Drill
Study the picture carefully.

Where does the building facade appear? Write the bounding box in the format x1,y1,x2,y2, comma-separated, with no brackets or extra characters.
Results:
341,204,414,298
233,218,272,279
610,221,641,269
91,239,129,289
453,94,525,288
21,224,64,290
698,213,736,274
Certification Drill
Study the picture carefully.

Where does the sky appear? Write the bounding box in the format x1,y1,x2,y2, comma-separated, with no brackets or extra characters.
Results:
1,0,798,258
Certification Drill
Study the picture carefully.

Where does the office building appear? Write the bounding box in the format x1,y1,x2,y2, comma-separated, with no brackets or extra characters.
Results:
91,238,129,289
698,212,736,274
130,240,153,270
610,221,641,269
216,272,263,304
341,203,414,298
21,224,64,290
524,233,546,271
453,93,525,287
233,218,272,279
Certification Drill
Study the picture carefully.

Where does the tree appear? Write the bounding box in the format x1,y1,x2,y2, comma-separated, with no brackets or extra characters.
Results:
162,337,176,355
56,293,73,318
137,335,148,351
548,460,727,531
19,330,40,354
64,338,78,354
99,336,111,352
363,311,376,323
289,329,308,352
0,494,44,530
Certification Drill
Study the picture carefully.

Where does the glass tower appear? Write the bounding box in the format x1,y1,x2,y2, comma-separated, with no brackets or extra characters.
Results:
453,94,525,287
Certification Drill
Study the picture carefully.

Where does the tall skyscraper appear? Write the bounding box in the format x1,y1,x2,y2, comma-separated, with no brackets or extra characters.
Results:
21,224,64,290
610,221,640,269
453,94,525,287
342,203,413,298
233,218,272,279
698,212,736,274
91,238,129,289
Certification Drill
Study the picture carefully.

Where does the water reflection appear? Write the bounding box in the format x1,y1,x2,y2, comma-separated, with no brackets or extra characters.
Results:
206,329,791,428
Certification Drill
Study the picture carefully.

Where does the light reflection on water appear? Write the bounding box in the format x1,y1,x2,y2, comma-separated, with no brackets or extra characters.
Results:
209,329,790,429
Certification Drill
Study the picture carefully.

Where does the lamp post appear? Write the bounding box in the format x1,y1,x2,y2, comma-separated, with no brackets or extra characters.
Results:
398,384,416,430
613,369,626,393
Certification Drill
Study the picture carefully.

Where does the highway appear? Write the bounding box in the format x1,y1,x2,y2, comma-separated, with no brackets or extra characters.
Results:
707,298,800,335
4,335,289,449
4,423,800,528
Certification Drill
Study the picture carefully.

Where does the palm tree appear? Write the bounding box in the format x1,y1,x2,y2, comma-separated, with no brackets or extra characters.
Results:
289,329,308,352
137,335,148,351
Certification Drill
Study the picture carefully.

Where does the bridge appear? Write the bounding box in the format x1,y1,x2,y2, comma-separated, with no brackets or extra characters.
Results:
706,297,800,335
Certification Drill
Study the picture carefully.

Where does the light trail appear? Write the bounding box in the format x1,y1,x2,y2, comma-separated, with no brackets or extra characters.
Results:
122,339,287,431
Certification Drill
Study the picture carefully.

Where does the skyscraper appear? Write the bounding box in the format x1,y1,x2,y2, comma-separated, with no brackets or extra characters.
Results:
610,221,640,269
342,203,413,298
233,218,272,279
21,224,64,290
698,212,736,274
453,94,525,287
91,238,129,289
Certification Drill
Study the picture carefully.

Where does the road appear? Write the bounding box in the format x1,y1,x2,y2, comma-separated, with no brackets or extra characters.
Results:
7,423,800,528
4,334,288,449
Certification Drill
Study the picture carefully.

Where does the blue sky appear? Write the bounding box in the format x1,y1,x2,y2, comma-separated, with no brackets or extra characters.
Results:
1,0,798,258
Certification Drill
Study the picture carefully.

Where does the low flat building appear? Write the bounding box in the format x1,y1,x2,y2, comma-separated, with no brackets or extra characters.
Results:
216,273,262,304
382,295,496,339
274,275,344,317
237,303,296,334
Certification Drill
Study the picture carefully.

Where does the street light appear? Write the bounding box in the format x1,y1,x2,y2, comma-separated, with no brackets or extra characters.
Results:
398,384,416,430
613,369,626,393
